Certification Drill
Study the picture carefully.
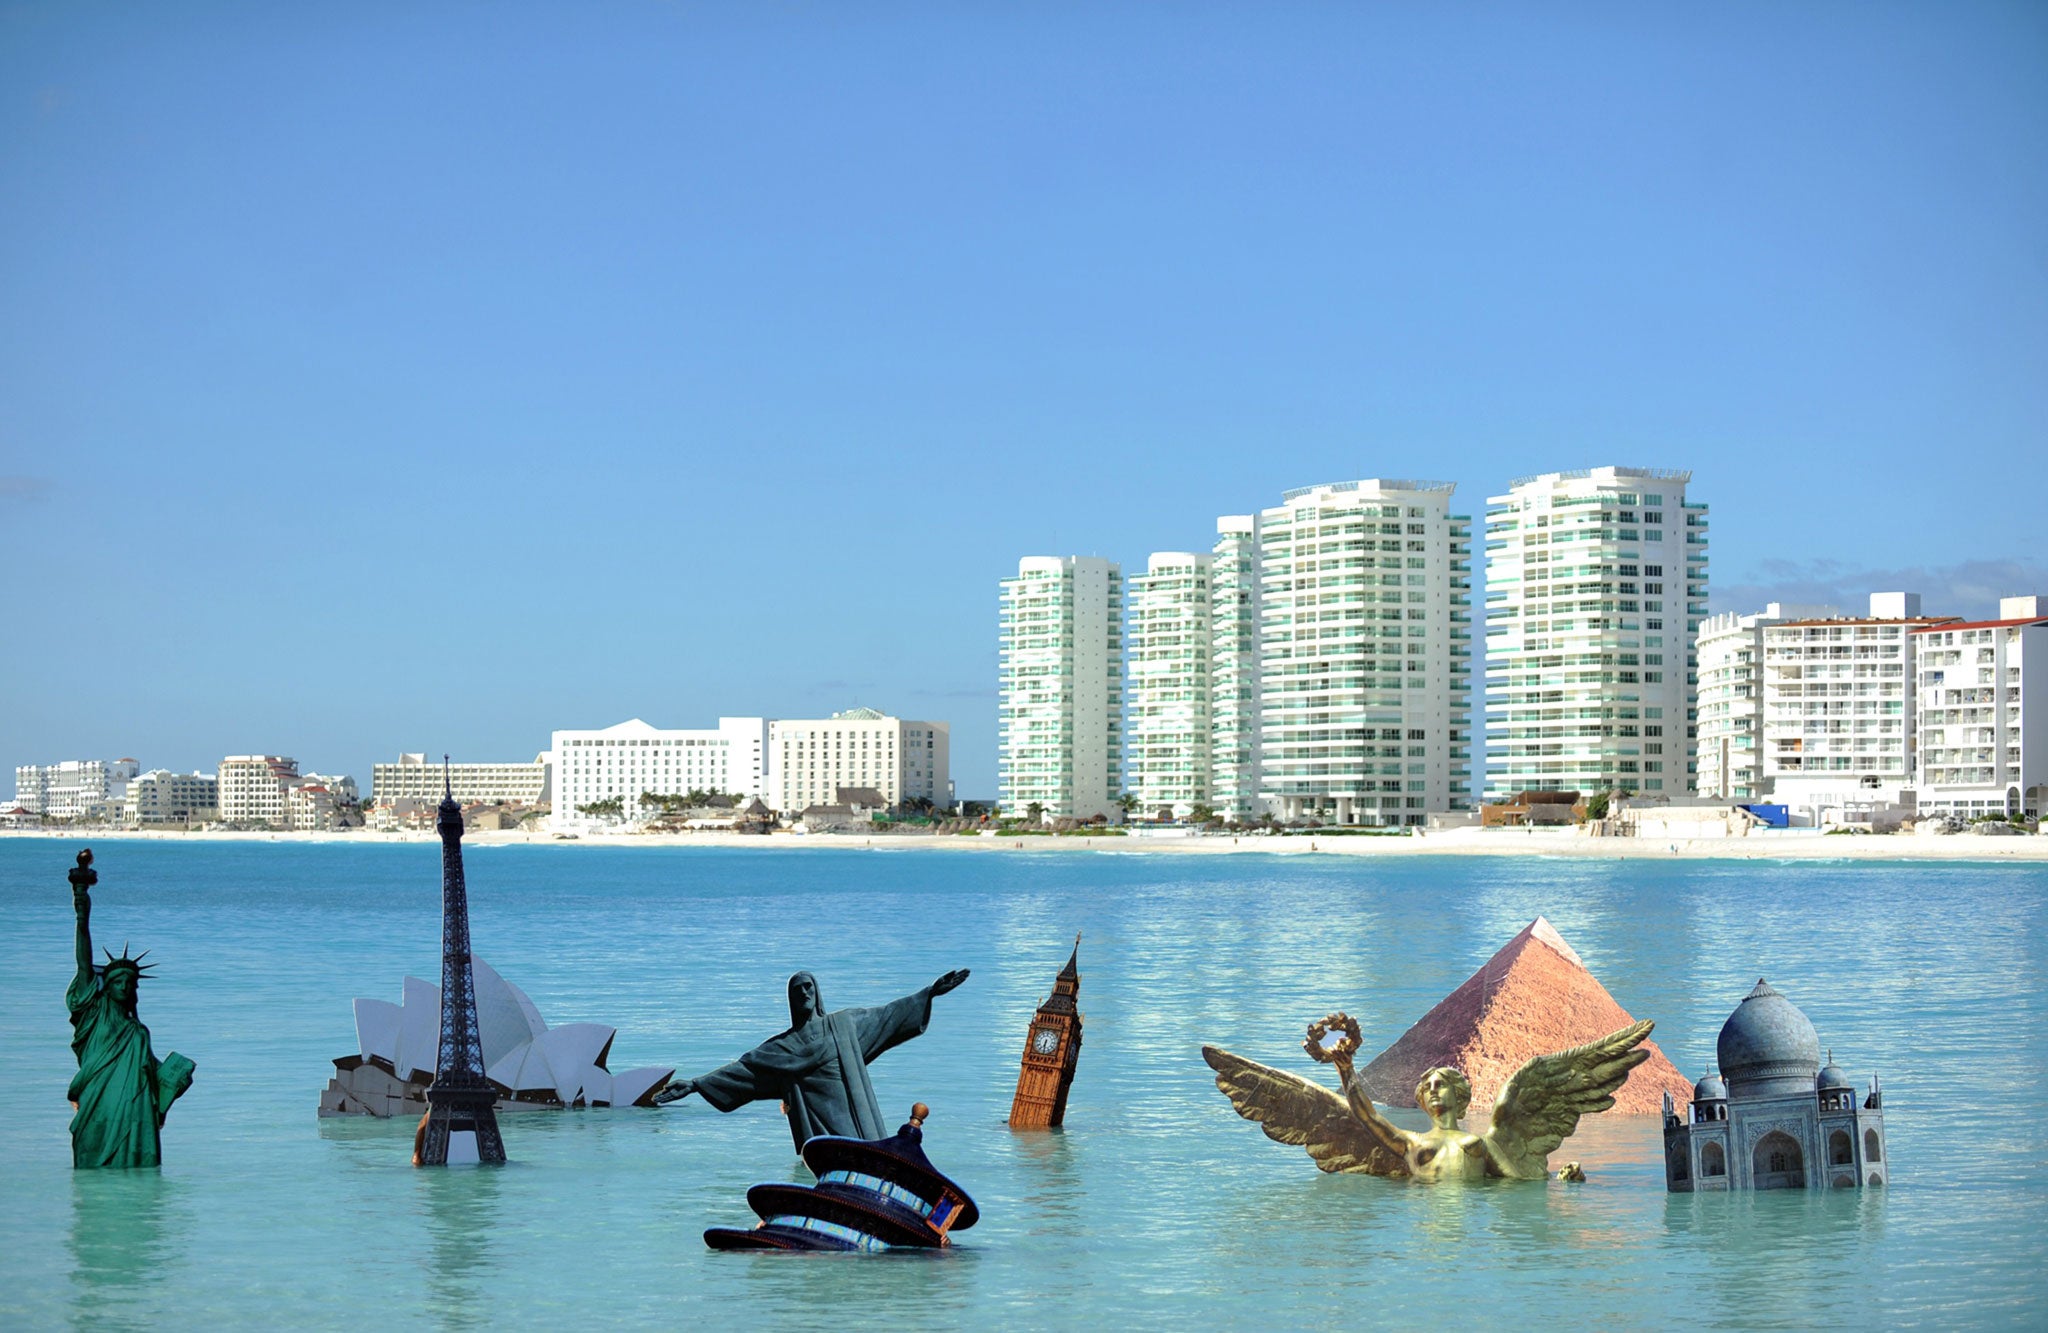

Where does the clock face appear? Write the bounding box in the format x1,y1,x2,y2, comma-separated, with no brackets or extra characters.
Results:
1032,1026,1061,1055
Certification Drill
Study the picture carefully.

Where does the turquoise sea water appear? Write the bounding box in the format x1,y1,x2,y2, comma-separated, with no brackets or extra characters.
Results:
1,839,2044,1329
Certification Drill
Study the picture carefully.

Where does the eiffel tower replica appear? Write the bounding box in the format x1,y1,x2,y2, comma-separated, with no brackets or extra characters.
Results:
415,761,507,1166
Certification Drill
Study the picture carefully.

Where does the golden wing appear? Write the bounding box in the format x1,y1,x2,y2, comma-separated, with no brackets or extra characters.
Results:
1201,1045,1408,1176
1485,1019,1655,1179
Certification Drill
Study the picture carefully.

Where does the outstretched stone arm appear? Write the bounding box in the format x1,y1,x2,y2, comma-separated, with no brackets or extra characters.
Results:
652,1075,697,1105
657,1057,769,1112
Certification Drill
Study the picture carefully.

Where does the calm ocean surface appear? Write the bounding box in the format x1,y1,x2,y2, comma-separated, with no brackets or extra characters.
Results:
1,838,2043,1329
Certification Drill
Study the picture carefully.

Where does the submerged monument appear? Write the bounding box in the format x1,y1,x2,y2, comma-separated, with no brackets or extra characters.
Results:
319,956,673,1116
656,968,971,1154
1205,1011,1655,1180
415,773,506,1166
65,849,195,1168
1352,916,1692,1115
704,1103,981,1251
1009,934,1083,1129
1663,979,1889,1191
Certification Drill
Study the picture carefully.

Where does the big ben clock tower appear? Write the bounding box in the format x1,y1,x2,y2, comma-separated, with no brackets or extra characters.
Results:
1009,935,1083,1129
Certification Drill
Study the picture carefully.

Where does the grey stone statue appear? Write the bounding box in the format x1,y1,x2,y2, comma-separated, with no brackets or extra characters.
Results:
656,969,968,1153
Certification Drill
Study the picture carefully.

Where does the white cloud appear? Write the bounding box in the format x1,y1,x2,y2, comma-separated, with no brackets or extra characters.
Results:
0,475,52,502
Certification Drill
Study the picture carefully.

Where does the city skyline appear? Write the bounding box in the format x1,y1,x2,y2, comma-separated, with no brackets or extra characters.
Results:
4,458,2042,799
5,7,2046,793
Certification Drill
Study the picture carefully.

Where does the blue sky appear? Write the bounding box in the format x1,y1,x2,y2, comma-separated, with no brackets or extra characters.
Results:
4,3,2044,795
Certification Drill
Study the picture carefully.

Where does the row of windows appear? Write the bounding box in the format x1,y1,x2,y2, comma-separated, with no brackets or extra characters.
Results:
564,738,730,747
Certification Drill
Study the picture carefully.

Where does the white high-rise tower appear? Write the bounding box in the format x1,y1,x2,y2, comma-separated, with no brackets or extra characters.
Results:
1255,480,1473,826
999,556,1124,820
1210,515,1262,821
1484,466,1708,800
1127,552,1215,819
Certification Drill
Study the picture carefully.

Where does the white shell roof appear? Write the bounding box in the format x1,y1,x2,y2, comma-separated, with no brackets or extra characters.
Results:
348,956,672,1106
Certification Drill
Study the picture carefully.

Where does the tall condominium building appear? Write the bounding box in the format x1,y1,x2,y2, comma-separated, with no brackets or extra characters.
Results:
999,556,1124,821
372,753,550,808
1210,515,1262,821
1913,595,2048,820
218,755,301,825
124,770,219,825
551,717,769,826
1127,552,1215,819
1760,592,1951,826
769,708,951,812
1695,603,1841,800
13,758,141,821
1256,480,1473,826
1485,466,1707,800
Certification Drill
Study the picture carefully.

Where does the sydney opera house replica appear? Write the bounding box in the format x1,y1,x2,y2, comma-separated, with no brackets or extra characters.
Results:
319,957,673,1117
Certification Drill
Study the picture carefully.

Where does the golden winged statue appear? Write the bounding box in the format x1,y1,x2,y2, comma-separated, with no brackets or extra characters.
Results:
1201,1012,1655,1181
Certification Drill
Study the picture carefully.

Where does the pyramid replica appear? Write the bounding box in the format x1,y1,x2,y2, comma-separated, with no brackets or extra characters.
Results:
318,956,673,1117
1354,917,1691,1117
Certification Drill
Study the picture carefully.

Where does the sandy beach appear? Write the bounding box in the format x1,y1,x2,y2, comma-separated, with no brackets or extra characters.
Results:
5,825,2044,860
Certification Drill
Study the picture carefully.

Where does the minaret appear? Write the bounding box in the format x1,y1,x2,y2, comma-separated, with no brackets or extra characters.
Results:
416,760,506,1166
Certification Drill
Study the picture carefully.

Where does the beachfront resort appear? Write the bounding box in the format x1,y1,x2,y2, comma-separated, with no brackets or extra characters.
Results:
11,468,2047,841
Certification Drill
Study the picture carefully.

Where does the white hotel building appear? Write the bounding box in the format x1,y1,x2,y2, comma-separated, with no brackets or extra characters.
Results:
1759,592,1950,826
999,556,1124,821
218,755,302,826
1695,603,1840,801
769,709,950,812
13,758,140,821
1255,479,1474,825
1913,595,2048,820
551,717,768,825
372,753,551,808
1485,466,1707,800
1210,515,1262,821
124,770,219,825
1127,552,1215,819
217,756,356,829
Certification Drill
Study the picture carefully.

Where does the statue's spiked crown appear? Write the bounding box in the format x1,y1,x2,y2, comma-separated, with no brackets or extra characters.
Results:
101,945,154,980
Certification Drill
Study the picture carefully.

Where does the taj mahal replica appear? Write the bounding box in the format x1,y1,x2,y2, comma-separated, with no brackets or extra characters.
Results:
1664,979,1888,1191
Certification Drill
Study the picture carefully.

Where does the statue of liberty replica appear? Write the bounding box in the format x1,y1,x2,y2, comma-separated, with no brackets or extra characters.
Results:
66,850,194,1168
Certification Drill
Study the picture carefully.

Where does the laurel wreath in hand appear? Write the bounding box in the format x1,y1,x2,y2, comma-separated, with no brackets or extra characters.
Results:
1303,1011,1362,1064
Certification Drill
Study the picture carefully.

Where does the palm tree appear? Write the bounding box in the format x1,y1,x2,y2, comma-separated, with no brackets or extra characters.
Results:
1025,801,1045,825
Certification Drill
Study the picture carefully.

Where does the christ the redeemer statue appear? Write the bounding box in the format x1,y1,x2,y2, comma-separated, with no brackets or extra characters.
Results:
656,969,968,1153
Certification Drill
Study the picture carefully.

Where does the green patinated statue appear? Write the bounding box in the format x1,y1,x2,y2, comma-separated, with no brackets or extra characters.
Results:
656,969,968,1154
66,850,194,1168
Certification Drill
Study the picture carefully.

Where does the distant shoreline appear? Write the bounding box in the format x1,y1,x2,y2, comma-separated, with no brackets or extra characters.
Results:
3,825,2044,861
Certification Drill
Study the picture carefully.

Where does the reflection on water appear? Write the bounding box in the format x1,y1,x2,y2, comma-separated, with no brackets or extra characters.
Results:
1008,1129,1082,1236
419,1166,504,1323
1665,1189,1889,1327
68,1171,185,1320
